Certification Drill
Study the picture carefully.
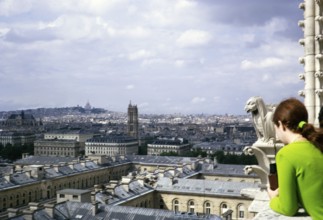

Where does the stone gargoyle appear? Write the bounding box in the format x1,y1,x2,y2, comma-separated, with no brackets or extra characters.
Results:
244,96,276,144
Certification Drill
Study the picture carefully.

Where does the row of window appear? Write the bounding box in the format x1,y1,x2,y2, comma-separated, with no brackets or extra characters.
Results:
0,167,129,211
169,199,245,219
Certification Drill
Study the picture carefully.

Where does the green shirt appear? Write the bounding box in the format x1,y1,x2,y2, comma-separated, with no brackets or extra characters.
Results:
270,141,323,220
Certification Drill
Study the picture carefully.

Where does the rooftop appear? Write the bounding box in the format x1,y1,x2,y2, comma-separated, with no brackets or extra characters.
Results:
14,156,76,165
127,155,201,165
32,201,222,220
156,177,259,198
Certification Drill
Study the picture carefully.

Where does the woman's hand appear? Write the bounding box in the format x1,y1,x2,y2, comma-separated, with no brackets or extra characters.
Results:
267,185,279,199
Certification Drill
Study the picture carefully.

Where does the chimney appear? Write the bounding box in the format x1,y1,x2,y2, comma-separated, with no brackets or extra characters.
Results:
7,208,20,218
4,174,11,182
91,192,99,216
106,180,118,195
25,170,31,178
22,209,34,220
68,162,75,170
137,176,145,186
91,192,96,203
29,202,41,211
177,164,183,173
121,176,132,192
44,203,55,218
170,177,178,185
53,165,59,173
22,203,42,220
94,184,104,192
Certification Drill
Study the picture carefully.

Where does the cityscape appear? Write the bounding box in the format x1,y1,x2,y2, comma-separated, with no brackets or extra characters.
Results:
0,101,258,220
0,1,319,220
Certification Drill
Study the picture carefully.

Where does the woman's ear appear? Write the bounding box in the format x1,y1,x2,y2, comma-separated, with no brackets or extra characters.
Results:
278,121,286,131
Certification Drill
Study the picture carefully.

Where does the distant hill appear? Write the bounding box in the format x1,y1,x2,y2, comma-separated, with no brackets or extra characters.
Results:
0,106,108,118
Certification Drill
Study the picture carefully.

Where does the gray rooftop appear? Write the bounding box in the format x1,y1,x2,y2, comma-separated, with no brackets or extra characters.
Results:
1,158,102,190
28,201,222,220
156,177,259,198
15,156,76,165
127,155,200,165
202,164,257,177
0,177,15,189
96,179,154,205
57,189,91,195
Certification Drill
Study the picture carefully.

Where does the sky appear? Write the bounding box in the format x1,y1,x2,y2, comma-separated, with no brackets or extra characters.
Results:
0,0,304,115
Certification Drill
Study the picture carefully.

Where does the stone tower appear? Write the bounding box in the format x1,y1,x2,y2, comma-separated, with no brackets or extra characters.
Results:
298,0,323,125
127,102,139,140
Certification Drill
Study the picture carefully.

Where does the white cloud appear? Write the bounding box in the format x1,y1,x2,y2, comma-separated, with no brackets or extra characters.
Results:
265,17,288,34
126,85,135,90
138,102,149,108
191,97,206,104
0,0,32,16
128,49,154,61
176,29,212,48
240,57,286,70
175,60,185,67
0,0,304,114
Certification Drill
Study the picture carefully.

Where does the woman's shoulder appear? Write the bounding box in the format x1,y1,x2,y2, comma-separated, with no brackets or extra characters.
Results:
278,141,320,158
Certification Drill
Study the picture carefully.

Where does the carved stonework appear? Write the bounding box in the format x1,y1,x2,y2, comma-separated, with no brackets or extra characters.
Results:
244,96,276,144
244,142,284,189
244,96,285,188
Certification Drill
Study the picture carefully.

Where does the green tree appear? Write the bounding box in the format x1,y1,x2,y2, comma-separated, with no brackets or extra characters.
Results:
160,151,179,156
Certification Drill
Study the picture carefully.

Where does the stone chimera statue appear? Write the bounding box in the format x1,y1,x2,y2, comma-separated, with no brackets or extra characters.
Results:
244,96,276,143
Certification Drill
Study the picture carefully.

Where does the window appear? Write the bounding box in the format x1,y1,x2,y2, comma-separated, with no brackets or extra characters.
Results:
221,203,228,214
238,204,245,219
73,195,78,199
159,199,164,209
188,200,195,213
173,199,179,212
204,202,211,215
59,194,65,198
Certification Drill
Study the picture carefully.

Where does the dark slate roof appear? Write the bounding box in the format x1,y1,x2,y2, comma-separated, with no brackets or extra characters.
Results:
29,201,222,220
151,140,183,145
201,164,257,177
14,156,76,166
127,155,199,165
0,177,15,189
87,135,137,143
156,177,259,198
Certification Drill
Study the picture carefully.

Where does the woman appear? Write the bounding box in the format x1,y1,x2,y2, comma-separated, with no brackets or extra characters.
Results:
268,98,323,219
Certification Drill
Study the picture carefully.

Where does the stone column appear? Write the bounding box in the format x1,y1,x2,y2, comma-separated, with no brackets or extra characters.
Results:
299,0,323,125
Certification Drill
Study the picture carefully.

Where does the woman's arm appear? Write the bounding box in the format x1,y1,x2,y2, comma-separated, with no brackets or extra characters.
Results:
269,152,299,216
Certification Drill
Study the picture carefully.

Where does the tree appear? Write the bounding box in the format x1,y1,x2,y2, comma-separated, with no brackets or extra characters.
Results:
211,150,257,165
160,151,179,156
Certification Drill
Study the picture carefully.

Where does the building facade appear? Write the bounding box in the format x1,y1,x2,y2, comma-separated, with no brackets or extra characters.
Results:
0,132,35,146
34,139,81,157
85,135,138,157
3,111,39,127
44,130,94,151
0,155,260,219
147,137,191,156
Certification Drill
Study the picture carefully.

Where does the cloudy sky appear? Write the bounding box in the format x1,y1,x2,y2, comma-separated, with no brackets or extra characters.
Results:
0,0,304,114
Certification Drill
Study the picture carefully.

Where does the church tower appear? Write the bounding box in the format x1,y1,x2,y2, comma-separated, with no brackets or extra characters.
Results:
127,102,139,140
298,0,323,125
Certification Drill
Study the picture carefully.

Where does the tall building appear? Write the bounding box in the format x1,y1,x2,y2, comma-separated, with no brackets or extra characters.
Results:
127,102,139,140
85,134,138,157
298,0,323,125
1,111,42,129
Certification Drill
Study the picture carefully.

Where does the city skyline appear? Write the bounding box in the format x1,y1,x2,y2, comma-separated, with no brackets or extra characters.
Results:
0,0,303,115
